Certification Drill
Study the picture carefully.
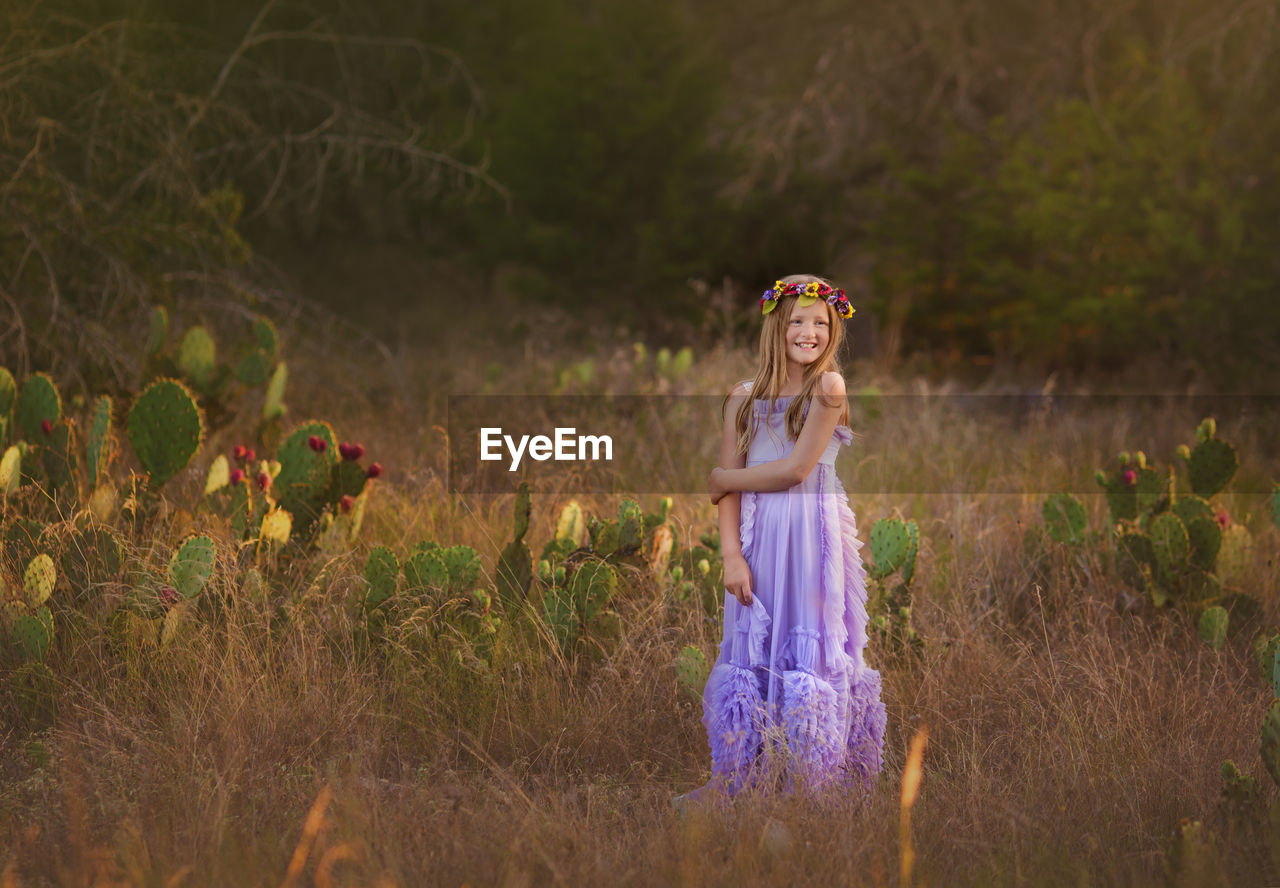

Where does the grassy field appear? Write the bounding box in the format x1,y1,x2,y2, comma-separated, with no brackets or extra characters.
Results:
2,300,1279,887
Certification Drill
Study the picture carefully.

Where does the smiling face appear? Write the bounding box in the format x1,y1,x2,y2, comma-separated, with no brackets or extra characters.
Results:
785,299,832,370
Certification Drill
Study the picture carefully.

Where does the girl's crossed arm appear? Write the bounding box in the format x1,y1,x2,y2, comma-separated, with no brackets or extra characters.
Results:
709,372,845,505
717,382,752,606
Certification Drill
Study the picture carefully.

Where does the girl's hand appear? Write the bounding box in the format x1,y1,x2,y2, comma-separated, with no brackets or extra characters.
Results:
708,467,729,505
724,552,753,607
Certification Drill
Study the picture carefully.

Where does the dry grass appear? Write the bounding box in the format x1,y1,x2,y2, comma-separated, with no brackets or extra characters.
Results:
2,316,1279,886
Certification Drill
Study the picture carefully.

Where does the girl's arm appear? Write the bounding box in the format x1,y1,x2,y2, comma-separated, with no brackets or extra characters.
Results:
718,382,753,605
710,372,846,501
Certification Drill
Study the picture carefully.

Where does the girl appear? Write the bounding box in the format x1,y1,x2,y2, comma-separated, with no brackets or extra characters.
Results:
697,273,886,796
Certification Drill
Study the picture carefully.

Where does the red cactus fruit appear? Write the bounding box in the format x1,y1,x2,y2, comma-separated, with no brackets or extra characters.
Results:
233,444,247,462
40,419,52,435
350,443,365,460
1122,469,1137,487
256,471,271,491
230,468,245,486
1216,511,1231,528
308,435,320,451
160,586,179,608
366,462,382,479
337,442,350,460
340,495,355,513
244,447,255,463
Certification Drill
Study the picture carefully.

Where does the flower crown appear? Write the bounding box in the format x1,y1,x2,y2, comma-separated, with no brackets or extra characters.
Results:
759,279,854,319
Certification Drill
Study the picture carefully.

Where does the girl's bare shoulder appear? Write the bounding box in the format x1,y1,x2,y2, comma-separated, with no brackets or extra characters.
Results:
819,371,846,397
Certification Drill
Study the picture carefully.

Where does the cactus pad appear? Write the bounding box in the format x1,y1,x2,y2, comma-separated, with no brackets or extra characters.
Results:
0,366,15,416
178,326,217,392
252,317,279,357
1188,438,1237,499
259,506,292,544
326,460,367,503
16,373,61,439
1043,493,1087,544
23,554,56,606
274,420,336,532
1115,529,1157,591
1149,513,1189,579
1134,467,1168,513
1216,525,1252,584
1184,517,1222,572
204,455,230,495
902,519,919,585
555,500,586,546
169,535,216,599
618,499,642,551
40,421,77,489
513,481,531,543
0,445,20,493
85,396,113,486
496,539,532,610
870,518,911,579
235,350,272,387
1172,495,1215,528
568,559,616,625
1262,700,1280,787
441,545,482,591
262,362,288,420
147,306,169,356
11,606,53,661
676,644,709,701
363,546,399,609
127,378,203,487
1198,606,1228,650
403,547,449,596
543,586,578,651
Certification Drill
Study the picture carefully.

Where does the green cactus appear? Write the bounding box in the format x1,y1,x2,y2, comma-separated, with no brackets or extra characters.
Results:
11,607,53,661
1196,417,1216,443
252,316,279,357
127,378,203,487
85,396,113,486
902,519,919,585
262,362,288,420
568,559,617,626
440,545,482,591
273,420,336,534
1149,512,1189,581
0,445,19,493
403,547,449,599
1134,467,1168,514
555,500,586,547
1184,517,1222,572
1043,493,1087,544
618,498,643,551
16,373,61,440
147,306,169,356
235,349,272,387
1099,472,1139,524
543,585,578,651
363,546,399,609
1188,436,1237,499
0,367,14,447
1115,529,1157,592
1216,524,1252,584
168,535,216,599
496,482,533,610
1221,760,1262,807
676,644,709,701
40,420,77,489
1172,495,1215,528
870,518,911,579
326,460,367,503
178,326,217,393
1198,606,1228,650
23,554,55,607
1261,700,1280,787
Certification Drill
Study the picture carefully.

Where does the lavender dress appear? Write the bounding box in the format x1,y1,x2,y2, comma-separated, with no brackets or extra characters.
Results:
701,392,887,794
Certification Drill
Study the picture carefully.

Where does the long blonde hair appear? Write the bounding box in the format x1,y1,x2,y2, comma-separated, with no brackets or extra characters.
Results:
725,273,850,456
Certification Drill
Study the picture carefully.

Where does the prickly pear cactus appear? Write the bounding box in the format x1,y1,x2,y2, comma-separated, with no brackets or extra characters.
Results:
85,395,113,486
676,644,709,701
178,326,217,393
569,559,618,626
262,362,288,420
403,547,449,599
259,506,292,545
326,460,367,503
127,378,203,486
1115,529,1157,592
16,373,61,440
23,554,56,606
1186,419,1237,499
11,608,53,661
870,518,911,579
1198,606,1228,650
1184,516,1222,572
902,520,919,585
363,546,399,609
40,420,77,489
252,316,278,357
496,482,533,610
543,585,578,651
147,306,169,356
441,545,482,591
618,499,643,551
1261,700,1280,787
1216,525,1252,585
1149,512,1189,581
1043,493,1087,544
169,535,216,599
0,367,15,447
555,500,586,547
0,445,20,493
273,420,336,534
